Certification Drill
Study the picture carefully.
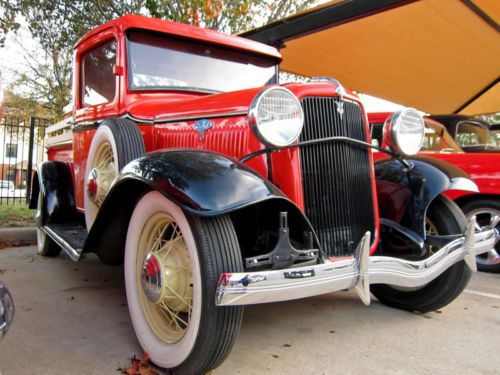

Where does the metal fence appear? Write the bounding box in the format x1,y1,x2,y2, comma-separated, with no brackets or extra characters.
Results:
0,116,51,205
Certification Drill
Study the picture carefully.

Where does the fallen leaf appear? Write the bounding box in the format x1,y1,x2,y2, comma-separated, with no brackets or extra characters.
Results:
118,354,160,375
272,354,279,359
283,343,291,347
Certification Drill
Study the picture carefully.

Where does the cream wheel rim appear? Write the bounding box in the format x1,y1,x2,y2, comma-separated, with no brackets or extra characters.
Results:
425,219,439,255
88,141,116,221
137,212,193,343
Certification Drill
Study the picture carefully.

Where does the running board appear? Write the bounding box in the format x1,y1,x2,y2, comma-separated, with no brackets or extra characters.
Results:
42,223,88,261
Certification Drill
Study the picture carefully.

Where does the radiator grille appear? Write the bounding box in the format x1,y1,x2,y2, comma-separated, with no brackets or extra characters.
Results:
300,97,375,257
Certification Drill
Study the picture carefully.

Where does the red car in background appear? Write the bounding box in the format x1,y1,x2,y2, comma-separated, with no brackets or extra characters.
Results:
429,114,500,153
370,112,500,272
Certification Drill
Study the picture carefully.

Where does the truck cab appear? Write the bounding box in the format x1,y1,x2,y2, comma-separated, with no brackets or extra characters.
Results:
32,15,495,375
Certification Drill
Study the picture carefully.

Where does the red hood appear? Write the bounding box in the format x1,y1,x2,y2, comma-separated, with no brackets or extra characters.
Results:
126,81,363,122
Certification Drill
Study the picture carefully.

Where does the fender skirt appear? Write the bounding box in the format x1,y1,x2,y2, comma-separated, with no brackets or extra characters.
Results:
29,161,78,224
375,156,478,238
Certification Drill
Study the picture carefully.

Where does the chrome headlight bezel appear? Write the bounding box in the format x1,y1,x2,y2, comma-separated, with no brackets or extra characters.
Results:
382,108,425,156
248,86,304,148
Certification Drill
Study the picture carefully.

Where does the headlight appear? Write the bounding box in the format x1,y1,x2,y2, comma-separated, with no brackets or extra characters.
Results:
248,86,304,147
382,108,425,156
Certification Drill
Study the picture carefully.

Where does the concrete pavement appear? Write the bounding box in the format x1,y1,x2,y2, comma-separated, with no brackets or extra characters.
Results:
0,246,499,374
0,227,36,245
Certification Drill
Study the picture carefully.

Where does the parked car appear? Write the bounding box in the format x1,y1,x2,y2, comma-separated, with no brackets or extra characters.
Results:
370,113,500,272
0,281,14,339
31,15,495,374
429,114,500,153
0,180,15,198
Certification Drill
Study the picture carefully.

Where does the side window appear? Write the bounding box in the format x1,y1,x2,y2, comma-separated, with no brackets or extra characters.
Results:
81,39,116,107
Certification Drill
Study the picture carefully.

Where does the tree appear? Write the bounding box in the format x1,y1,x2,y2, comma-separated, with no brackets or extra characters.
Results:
0,0,318,119
145,0,318,33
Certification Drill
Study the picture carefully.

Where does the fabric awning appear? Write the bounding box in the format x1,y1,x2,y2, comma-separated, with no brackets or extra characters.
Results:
241,0,500,115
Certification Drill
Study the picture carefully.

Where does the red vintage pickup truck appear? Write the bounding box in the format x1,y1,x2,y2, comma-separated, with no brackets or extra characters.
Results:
370,112,500,273
33,15,495,374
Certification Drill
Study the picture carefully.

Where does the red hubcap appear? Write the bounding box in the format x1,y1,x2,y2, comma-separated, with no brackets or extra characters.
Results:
87,169,99,201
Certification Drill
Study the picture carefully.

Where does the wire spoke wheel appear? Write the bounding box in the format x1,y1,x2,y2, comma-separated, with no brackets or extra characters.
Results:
84,118,145,230
88,141,117,220
372,195,472,313
137,212,193,343
125,191,243,373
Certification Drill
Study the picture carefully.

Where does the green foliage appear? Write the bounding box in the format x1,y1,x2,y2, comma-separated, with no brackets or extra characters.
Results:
0,204,34,228
3,88,51,119
145,0,318,33
0,0,318,119
477,113,500,125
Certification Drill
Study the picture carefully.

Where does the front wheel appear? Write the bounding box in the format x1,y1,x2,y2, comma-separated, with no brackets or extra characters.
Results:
125,191,243,375
372,195,472,313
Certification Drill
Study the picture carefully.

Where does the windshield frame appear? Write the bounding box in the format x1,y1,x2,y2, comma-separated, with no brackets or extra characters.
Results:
125,29,279,94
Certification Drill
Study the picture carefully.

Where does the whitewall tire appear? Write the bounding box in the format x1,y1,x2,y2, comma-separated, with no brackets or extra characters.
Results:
83,118,145,230
125,191,243,374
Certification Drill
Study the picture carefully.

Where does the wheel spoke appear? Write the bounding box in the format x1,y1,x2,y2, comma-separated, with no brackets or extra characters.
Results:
489,215,500,229
159,301,188,330
163,282,191,309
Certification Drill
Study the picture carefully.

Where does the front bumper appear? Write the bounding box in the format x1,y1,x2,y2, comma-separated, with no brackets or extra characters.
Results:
216,218,495,306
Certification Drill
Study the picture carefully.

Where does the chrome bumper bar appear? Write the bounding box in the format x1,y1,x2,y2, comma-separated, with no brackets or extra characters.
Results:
216,217,495,306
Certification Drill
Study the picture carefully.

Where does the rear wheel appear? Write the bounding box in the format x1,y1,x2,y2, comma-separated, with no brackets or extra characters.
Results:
35,190,60,257
460,199,500,273
84,118,145,230
125,191,243,374
372,195,472,313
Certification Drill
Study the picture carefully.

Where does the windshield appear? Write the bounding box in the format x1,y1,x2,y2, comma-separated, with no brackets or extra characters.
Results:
421,120,462,152
455,121,497,148
127,30,278,93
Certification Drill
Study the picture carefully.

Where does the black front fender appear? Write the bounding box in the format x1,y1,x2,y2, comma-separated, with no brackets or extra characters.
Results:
117,149,285,215
86,149,317,264
375,156,478,238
